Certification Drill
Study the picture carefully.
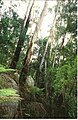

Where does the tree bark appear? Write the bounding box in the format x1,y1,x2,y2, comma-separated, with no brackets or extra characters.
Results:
19,0,48,95
19,0,48,87
39,1,59,71
10,0,34,69
32,0,48,42
18,1,48,117
58,32,66,65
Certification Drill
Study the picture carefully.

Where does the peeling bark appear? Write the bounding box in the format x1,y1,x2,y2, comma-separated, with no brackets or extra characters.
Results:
10,0,34,69
18,1,48,117
39,1,59,71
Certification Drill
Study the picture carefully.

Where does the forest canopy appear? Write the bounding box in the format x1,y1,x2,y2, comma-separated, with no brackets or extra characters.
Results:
0,0,77,119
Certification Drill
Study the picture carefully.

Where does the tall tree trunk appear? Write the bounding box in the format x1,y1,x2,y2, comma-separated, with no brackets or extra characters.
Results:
19,0,48,92
39,14,56,71
44,60,48,98
17,37,33,118
10,0,34,69
32,0,48,42
18,1,48,118
40,0,59,71
19,0,48,83
39,1,59,71
58,32,66,65
49,0,59,58
39,40,49,71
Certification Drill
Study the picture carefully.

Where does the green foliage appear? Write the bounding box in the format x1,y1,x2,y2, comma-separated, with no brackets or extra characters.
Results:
45,37,76,118
65,92,77,118
0,64,16,73
30,86,44,95
0,65,20,103
55,0,77,43
0,0,77,118
0,88,18,96
0,88,21,102
0,8,23,65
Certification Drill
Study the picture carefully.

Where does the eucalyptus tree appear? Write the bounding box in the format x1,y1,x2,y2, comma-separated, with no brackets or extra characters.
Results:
51,0,77,67
39,0,59,71
45,0,77,118
10,0,34,69
18,0,48,118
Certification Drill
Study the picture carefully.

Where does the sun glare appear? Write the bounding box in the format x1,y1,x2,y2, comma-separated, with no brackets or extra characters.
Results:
1,0,57,38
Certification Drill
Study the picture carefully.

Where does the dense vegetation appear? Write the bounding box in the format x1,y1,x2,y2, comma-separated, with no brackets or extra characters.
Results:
0,0,77,118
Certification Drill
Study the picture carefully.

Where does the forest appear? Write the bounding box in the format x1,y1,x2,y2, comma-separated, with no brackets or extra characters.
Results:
0,0,77,119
